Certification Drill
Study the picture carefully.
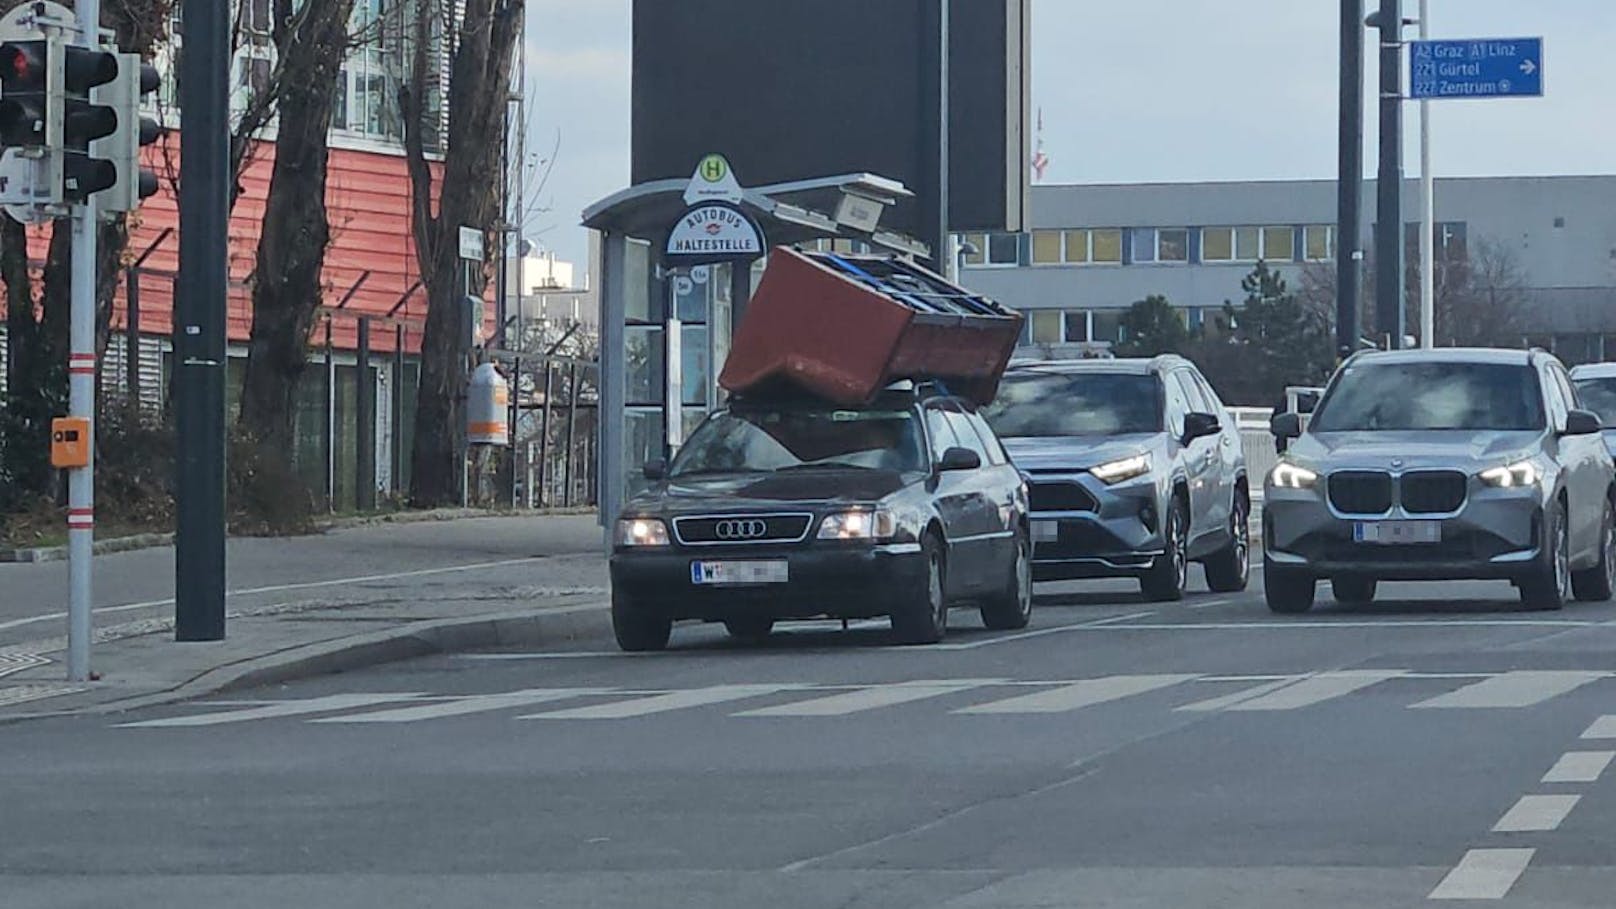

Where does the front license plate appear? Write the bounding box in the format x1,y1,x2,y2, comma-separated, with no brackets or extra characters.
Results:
1032,520,1060,544
1353,520,1441,544
691,560,790,585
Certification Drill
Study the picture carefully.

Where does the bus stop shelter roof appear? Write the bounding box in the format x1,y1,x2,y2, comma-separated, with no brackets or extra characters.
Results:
581,173,925,256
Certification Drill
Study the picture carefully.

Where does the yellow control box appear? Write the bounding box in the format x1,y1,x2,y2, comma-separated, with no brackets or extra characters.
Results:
51,417,90,469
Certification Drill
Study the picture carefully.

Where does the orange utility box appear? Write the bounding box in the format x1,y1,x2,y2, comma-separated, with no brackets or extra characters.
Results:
51,417,91,469
718,248,1023,407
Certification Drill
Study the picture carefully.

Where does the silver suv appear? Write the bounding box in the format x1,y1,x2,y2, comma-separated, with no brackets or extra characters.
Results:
981,356,1250,601
1266,348,1616,612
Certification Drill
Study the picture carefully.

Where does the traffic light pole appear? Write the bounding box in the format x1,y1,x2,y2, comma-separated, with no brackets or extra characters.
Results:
64,0,99,682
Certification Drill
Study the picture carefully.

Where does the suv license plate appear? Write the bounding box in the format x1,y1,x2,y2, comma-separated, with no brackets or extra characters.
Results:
691,560,790,585
1353,521,1441,545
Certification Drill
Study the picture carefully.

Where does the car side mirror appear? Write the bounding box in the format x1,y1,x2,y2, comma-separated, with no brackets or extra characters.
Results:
642,459,667,481
937,447,981,472
1565,410,1602,436
1271,412,1302,441
1183,411,1221,443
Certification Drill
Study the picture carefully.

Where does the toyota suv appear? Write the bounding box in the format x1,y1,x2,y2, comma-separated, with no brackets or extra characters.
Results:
609,384,1031,651
1569,362,1616,456
1266,348,1616,612
979,356,1250,601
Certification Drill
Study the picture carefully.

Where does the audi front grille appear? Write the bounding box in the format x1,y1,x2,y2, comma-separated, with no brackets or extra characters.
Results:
672,513,814,545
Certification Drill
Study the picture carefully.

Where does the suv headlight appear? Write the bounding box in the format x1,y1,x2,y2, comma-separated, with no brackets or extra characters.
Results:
1090,453,1152,485
616,517,670,547
1269,461,1318,490
818,509,898,541
1479,460,1541,489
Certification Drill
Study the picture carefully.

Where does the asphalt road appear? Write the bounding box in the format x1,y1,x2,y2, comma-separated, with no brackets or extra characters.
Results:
5,564,1616,908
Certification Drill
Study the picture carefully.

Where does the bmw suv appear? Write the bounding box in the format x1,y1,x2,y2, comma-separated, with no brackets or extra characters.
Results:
1266,348,1616,612
980,356,1250,601
609,384,1032,651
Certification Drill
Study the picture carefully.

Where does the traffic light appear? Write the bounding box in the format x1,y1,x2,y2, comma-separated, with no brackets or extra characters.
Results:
0,36,134,206
0,40,49,148
91,53,161,211
56,43,121,203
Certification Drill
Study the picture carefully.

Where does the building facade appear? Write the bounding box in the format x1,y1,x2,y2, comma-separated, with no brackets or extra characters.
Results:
958,176,1616,363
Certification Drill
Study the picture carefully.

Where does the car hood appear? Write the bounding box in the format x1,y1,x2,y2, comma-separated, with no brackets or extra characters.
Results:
1001,433,1162,473
1291,430,1545,468
627,468,917,513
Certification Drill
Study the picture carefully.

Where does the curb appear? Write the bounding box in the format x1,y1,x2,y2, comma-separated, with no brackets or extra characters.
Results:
0,507,598,563
0,600,613,723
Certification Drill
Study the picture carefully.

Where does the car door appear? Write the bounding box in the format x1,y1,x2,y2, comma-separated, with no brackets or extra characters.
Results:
946,408,1018,595
1183,369,1236,539
1167,370,1217,545
1551,364,1607,561
923,404,981,594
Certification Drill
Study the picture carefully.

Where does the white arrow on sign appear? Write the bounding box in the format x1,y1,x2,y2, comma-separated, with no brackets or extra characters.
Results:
1520,59,1538,75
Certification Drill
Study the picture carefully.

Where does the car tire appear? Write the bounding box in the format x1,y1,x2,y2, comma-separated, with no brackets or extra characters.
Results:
1521,504,1571,611
1264,557,1316,614
1331,575,1377,605
1572,499,1616,603
980,530,1033,630
1141,498,1190,602
1203,495,1251,593
892,534,948,645
723,617,775,640
612,589,672,652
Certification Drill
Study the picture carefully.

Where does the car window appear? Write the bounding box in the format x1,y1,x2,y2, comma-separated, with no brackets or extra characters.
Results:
1309,361,1545,432
925,407,961,459
1572,376,1616,427
1189,371,1225,414
981,372,1163,437
963,411,1010,466
943,410,991,465
1162,372,1189,437
1551,367,1579,416
669,407,928,475
1173,370,1210,414
1543,367,1570,431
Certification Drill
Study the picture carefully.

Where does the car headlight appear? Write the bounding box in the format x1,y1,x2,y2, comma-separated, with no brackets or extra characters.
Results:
1479,460,1541,488
818,509,898,541
616,517,670,547
1090,453,1152,485
1269,461,1318,490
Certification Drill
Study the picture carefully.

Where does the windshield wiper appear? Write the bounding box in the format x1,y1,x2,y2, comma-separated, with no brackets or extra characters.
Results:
775,462,878,472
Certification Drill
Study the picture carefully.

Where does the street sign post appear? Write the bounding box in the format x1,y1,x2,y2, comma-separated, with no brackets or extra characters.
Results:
1410,38,1543,100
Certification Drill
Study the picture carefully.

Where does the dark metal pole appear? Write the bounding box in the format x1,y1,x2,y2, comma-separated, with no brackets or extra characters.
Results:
324,319,335,509
1336,0,1365,358
510,355,521,507
393,325,405,496
174,0,230,641
537,363,553,507
356,317,375,511
1375,0,1405,349
125,269,140,400
918,0,950,273
564,364,580,507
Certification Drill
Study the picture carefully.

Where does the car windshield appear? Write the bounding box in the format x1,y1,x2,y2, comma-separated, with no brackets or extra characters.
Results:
1310,362,1545,432
981,372,1162,437
1573,377,1616,428
669,408,927,476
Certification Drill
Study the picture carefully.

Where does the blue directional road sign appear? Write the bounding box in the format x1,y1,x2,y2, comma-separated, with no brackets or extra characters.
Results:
1410,37,1543,100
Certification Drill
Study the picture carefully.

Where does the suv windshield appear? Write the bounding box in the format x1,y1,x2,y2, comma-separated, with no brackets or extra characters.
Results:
669,408,926,476
1310,362,1545,432
982,372,1162,437
1573,377,1616,428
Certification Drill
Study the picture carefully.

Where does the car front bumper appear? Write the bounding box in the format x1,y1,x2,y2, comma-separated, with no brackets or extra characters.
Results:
609,542,928,621
1263,484,1544,580
1027,476,1166,581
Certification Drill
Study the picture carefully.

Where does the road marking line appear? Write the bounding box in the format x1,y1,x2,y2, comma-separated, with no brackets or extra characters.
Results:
1184,597,1237,610
929,612,1156,650
1428,848,1535,900
1492,794,1580,832
954,674,1195,714
116,693,425,728
1541,751,1615,784
735,680,1001,717
1067,619,1599,630
522,684,796,719
310,688,603,723
1222,670,1407,711
1582,715,1616,739
1176,676,1302,712
1410,670,1608,709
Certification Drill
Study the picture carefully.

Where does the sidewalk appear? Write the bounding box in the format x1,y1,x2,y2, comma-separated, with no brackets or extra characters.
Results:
0,513,612,722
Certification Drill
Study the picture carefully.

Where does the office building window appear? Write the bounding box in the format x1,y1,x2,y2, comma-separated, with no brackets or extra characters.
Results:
1158,228,1189,262
1206,226,1290,262
1091,309,1123,344
1064,311,1089,342
1091,229,1123,264
1235,227,1261,260
1029,310,1062,344
1304,225,1335,261
959,232,986,266
1031,230,1062,264
1132,228,1157,263
1202,227,1234,261
1263,226,1295,261
1063,230,1090,263
986,233,1020,266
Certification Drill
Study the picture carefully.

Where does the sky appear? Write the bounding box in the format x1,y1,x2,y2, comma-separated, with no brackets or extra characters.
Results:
522,0,1616,268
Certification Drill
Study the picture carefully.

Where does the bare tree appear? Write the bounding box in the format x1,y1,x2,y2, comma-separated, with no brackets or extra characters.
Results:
400,0,524,506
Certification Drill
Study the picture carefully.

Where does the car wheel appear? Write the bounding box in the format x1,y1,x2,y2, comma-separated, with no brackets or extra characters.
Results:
612,588,672,652
1521,505,1570,611
723,617,775,640
1203,495,1251,593
1141,498,1189,602
981,530,1033,630
1572,498,1616,602
1264,557,1316,614
892,534,948,645
1331,575,1377,605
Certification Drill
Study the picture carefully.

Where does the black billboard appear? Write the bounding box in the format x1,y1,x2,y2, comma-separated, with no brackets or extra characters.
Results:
631,0,1030,239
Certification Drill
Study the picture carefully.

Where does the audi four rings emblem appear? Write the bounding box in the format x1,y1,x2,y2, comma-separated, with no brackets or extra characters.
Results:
715,519,768,539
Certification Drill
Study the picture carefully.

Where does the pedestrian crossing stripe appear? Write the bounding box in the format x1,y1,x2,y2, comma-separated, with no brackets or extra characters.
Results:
112,669,1616,728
